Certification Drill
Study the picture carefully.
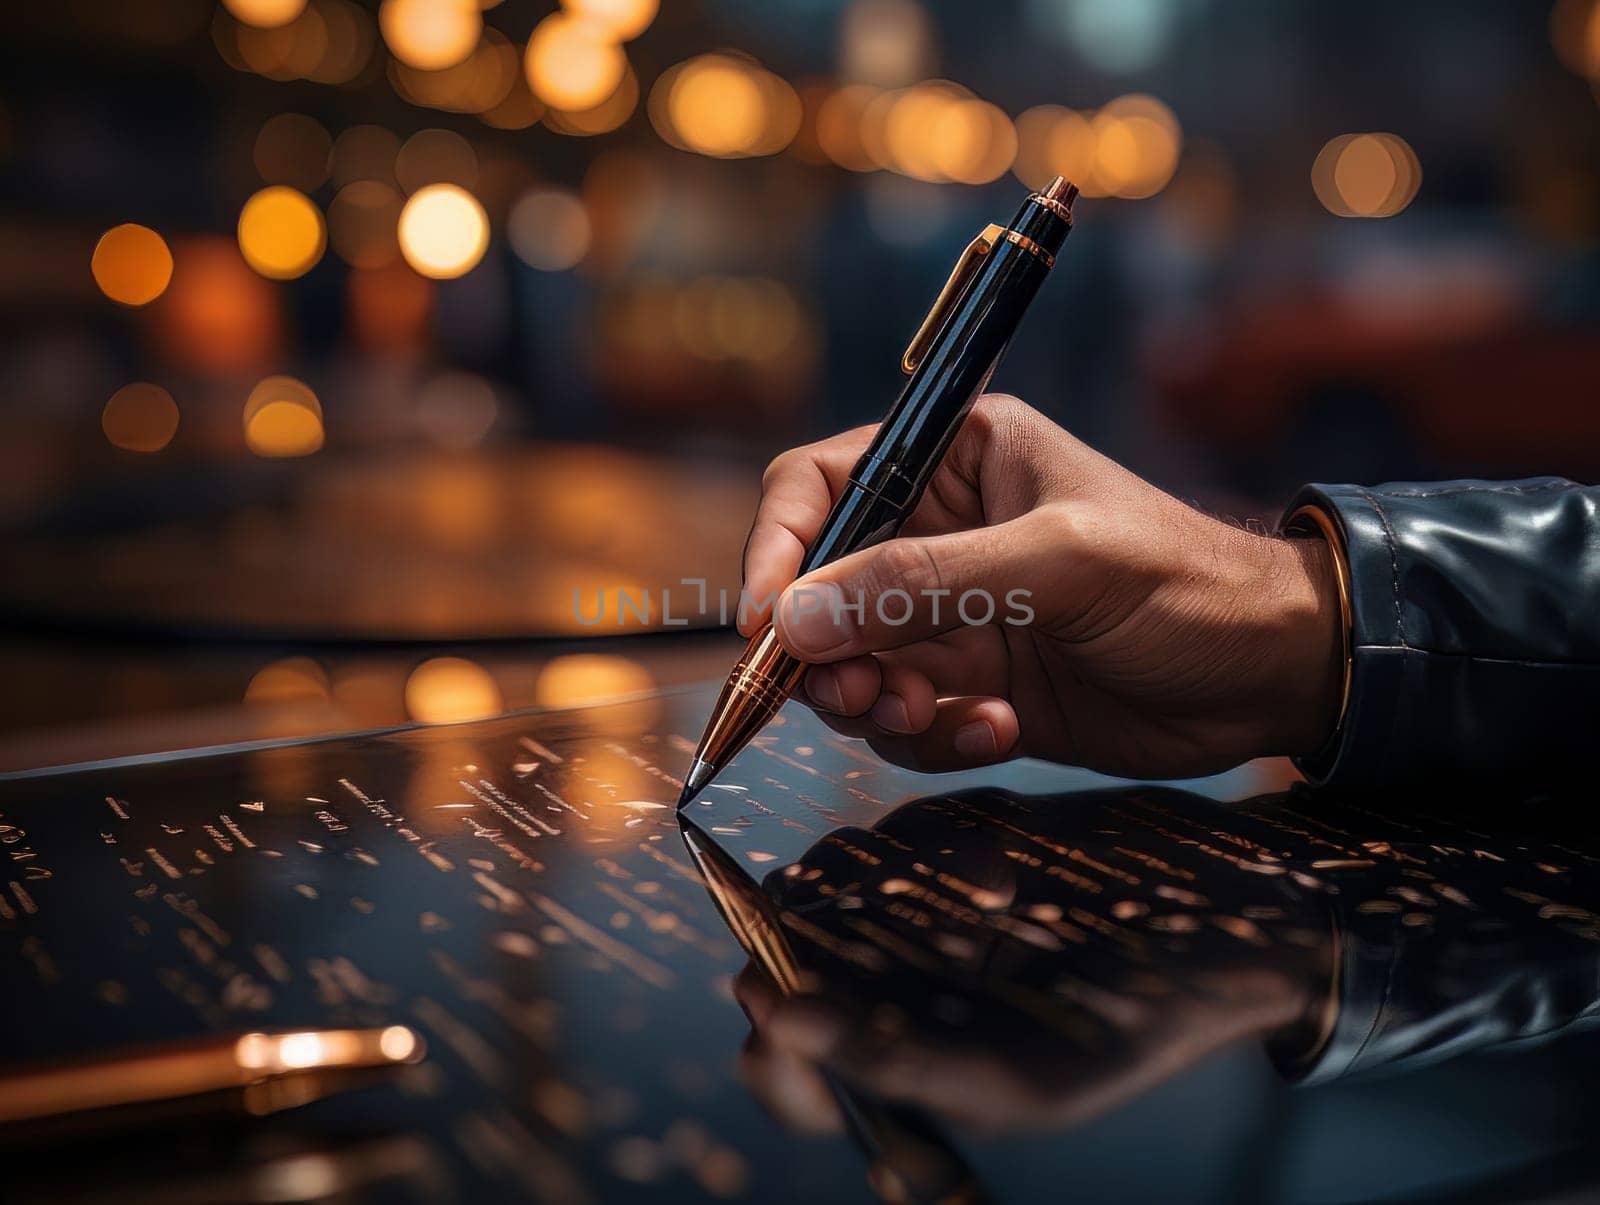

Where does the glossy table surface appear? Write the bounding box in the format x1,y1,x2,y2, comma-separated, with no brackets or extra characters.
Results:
4,685,1600,1202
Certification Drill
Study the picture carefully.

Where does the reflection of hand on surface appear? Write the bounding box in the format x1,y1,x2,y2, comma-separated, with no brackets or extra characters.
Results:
733,939,1318,1134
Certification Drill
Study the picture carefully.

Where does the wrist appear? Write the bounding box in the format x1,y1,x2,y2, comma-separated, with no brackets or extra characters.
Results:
1257,532,1347,757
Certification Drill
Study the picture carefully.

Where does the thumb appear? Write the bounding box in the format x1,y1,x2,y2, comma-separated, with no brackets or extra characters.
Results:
772,515,1042,662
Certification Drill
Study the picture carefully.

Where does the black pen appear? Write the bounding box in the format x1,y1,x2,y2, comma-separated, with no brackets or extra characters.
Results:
678,176,1078,808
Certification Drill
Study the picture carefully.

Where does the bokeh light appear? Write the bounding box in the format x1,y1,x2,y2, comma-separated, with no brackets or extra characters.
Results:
347,261,435,349
154,236,283,374
1551,0,1600,79
243,375,324,457
563,0,658,42
91,224,173,306
405,656,502,723
232,3,331,80
253,113,332,192
1313,132,1422,218
508,188,591,271
102,383,180,453
237,185,326,279
840,0,932,88
652,54,801,159
331,124,400,188
816,84,880,171
395,128,478,192
525,12,627,111
224,0,308,29
1013,96,1181,198
391,25,518,114
328,180,404,268
244,657,330,704
415,372,499,449
379,0,481,71
544,63,638,136
1091,94,1182,198
534,654,654,708
398,183,489,279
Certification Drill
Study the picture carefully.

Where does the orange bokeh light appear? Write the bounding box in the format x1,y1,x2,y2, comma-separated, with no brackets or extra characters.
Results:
92,224,174,306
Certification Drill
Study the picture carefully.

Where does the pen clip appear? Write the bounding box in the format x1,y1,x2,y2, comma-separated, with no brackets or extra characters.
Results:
901,223,1005,376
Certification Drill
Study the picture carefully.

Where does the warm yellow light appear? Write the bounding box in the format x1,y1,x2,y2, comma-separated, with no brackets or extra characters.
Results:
508,188,591,270
1551,0,1600,78
237,186,326,280
91,224,173,306
563,0,658,41
397,183,489,278
244,656,330,703
102,383,180,453
669,58,766,157
534,654,654,708
816,85,880,172
224,0,308,29
244,375,324,458
405,656,502,723
390,27,517,114
1092,95,1181,199
525,12,626,111
379,0,481,71
1045,110,1100,194
246,400,325,457
1313,132,1421,219
544,63,638,136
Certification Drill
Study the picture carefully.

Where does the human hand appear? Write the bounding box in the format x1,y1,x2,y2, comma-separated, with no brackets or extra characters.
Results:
741,394,1342,777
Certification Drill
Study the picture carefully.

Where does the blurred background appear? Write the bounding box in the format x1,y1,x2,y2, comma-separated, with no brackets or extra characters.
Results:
2,0,1598,773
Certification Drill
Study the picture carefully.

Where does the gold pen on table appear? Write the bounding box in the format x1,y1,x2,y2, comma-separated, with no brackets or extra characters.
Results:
678,176,1078,808
0,1025,425,1125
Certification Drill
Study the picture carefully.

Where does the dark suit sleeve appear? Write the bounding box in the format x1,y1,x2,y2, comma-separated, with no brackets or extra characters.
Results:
1282,478,1600,791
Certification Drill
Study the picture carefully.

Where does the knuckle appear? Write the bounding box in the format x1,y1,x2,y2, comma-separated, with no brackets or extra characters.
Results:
761,448,800,490
874,539,941,594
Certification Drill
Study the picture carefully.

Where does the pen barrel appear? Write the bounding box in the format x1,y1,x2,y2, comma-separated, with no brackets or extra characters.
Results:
803,193,1071,577
690,626,806,769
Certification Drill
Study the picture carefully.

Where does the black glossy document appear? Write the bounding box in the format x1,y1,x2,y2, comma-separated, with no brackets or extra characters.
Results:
4,688,1600,1203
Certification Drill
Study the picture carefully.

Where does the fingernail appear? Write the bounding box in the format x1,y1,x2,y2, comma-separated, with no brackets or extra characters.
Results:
806,668,843,713
871,692,911,733
778,582,854,657
954,720,996,760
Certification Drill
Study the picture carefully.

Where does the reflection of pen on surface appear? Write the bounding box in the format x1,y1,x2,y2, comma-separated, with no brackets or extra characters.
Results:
0,1026,425,1125
679,816,987,1205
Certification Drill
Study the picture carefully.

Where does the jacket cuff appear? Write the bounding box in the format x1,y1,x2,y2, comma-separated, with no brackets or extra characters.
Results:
1280,484,1402,788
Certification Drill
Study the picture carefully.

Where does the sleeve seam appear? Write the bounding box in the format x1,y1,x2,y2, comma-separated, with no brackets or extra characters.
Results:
1373,481,1579,499
1354,485,1408,649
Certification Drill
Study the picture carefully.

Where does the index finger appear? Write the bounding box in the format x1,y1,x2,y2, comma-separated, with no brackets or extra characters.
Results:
739,425,875,635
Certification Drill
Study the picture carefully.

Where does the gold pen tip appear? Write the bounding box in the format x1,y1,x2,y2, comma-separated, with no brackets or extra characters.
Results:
1041,175,1080,209
677,757,715,810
